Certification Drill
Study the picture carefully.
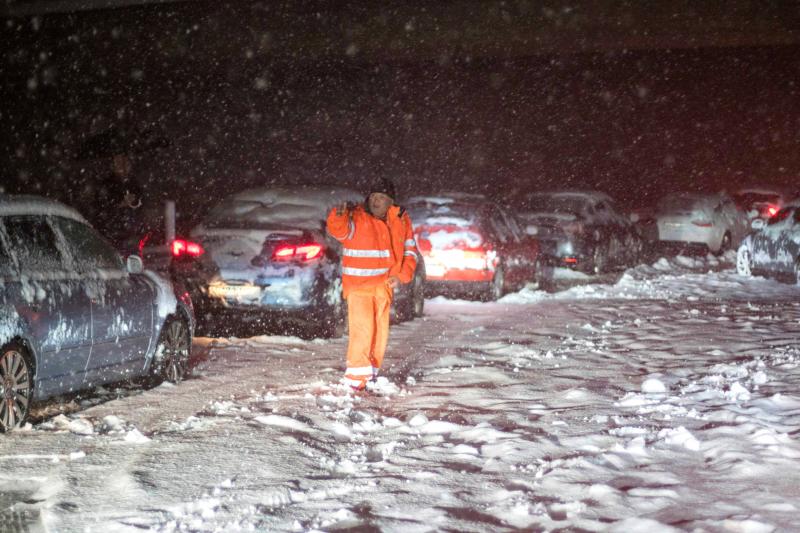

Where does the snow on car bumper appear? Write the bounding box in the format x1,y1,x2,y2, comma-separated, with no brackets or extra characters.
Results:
657,222,717,248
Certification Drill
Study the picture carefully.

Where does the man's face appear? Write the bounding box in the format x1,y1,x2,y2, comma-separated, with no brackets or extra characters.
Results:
368,192,393,219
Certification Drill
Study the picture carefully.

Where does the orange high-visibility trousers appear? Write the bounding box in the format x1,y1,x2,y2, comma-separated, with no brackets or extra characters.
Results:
343,284,393,389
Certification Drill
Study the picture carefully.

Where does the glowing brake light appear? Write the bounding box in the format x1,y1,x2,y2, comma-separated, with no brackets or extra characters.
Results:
272,243,323,261
172,239,205,258
691,220,713,227
767,205,779,217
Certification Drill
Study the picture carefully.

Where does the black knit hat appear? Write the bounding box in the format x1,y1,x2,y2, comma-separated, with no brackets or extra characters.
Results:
367,177,396,200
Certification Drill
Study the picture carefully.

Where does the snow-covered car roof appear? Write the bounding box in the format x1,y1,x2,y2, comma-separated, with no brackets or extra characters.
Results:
0,194,88,224
405,192,487,206
734,186,788,197
525,190,613,204
203,185,363,231
407,201,483,228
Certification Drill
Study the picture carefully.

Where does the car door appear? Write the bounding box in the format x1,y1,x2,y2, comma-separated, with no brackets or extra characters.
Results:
0,215,94,398
486,206,524,288
52,217,156,382
776,208,800,277
592,201,619,259
751,207,793,273
499,207,538,285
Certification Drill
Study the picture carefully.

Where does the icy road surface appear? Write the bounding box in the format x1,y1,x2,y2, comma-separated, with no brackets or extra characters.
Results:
3,254,800,532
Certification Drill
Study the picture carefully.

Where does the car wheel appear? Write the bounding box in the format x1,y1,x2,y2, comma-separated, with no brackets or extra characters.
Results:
484,265,505,301
736,245,752,277
150,316,191,384
0,342,34,432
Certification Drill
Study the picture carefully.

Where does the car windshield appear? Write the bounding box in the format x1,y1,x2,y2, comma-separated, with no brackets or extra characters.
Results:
525,195,586,215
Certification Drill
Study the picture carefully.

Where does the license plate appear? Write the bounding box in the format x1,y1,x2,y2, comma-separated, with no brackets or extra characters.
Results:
208,283,262,300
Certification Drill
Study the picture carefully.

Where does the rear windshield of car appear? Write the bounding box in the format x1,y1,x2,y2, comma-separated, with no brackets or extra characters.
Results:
657,194,709,213
206,200,335,231
407,202,477,223
417,225,484,249
734,192,781,207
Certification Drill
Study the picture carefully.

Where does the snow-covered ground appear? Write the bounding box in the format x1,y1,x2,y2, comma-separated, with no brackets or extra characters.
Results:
3,254,800,532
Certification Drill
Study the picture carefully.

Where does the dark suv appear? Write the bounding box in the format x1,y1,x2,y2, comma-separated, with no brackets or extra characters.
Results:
0,195,194,431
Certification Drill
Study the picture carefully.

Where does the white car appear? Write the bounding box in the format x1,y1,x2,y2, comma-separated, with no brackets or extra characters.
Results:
736,203,800,284
655,192,749,254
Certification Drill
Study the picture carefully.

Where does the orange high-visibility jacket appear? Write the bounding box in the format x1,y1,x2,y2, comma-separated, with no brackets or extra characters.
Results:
327,204,418,297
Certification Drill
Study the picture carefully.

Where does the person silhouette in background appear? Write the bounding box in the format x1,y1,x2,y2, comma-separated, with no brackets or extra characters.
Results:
95,152,145,253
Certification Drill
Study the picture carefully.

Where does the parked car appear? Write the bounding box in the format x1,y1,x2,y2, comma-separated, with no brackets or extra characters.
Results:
732,187,787,221
0,195,194,431
736,203,800,284
655,192,749,254
407,195,540,300
174,185,426,338
518,191,643,274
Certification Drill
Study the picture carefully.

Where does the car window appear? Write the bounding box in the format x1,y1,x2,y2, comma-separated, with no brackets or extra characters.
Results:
499,208,524,242
2,215,64,272
53,217,124,271
487,207,510,244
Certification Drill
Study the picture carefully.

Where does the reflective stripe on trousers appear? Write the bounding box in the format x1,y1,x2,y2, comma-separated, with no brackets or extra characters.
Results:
344,283,393,386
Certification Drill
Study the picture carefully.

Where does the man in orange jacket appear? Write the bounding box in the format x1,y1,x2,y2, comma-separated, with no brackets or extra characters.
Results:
326,178,418,390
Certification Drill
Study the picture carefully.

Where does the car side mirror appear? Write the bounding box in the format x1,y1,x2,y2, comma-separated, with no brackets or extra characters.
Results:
751,218,765,230
525,225,538,236
126,255,144,274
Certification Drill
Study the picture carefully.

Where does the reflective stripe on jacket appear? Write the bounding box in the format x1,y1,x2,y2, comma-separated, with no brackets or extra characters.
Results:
327,204,418,297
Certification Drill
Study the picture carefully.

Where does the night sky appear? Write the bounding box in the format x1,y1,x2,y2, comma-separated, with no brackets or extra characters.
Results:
2,1,799,227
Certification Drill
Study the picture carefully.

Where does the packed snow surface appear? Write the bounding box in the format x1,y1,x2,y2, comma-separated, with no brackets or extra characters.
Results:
2,255,800,532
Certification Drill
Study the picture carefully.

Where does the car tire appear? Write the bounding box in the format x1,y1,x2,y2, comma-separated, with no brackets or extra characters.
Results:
736,245,752,277
0,342,34,432
149,316,191,385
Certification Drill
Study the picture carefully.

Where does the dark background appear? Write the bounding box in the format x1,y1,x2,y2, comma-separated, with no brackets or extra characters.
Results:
2,1,799,225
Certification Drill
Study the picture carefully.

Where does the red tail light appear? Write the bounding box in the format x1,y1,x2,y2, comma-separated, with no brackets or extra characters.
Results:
272,243,323,262
766,205,779,217
172,239,205,258
691,220,713,227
